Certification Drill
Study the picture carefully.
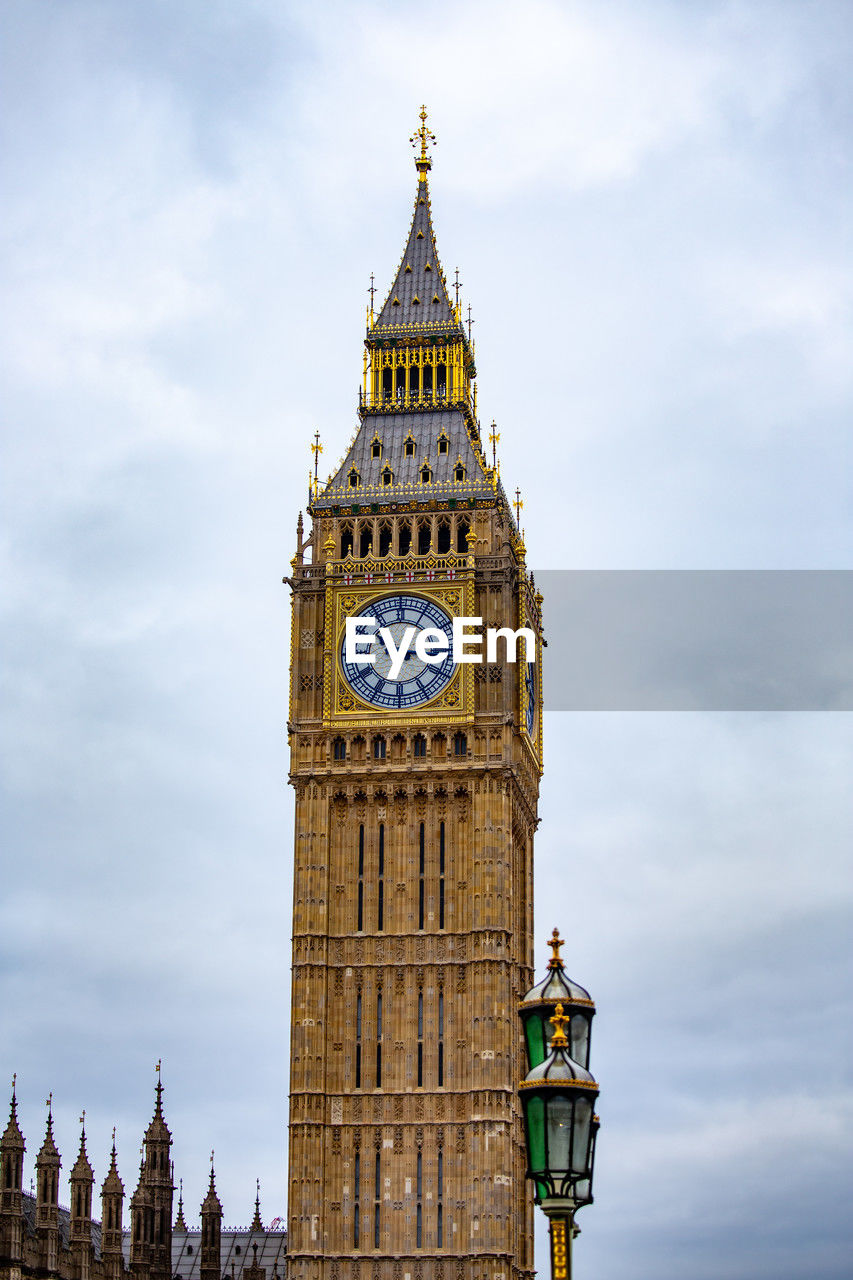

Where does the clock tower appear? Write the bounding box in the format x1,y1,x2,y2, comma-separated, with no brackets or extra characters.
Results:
285,111,543,1280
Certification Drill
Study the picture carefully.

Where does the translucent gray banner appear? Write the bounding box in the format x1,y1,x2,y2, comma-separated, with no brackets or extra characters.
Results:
535,571,853,710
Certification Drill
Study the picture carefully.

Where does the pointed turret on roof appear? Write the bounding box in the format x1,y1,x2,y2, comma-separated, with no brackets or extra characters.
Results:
101,1132,124,1197
312,108,505,514
174,1177,188,1231
144,1063,172,1146
0,1076,25,1273
373,108,459,332
200,1155,223,1280
2,1075,25,1159
250,1179,263,1231
100,1132,125,1277
70,1117,94,1183
69,1116,95,1245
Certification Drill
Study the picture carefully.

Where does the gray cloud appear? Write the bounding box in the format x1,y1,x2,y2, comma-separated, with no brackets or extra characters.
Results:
1,1,851,1275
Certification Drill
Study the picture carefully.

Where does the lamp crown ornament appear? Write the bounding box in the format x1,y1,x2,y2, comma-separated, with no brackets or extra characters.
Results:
548,1002,570,1050
547,926,565,970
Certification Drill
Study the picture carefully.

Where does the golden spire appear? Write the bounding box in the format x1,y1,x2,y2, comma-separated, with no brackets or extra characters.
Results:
547,926,565,969
410,105,436,178
549,1001,570,1049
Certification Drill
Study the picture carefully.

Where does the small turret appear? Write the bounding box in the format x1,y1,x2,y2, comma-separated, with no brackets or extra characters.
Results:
0,1077,25,1280
173,1178,187,1232
250,1179,263,1232
141,1066,174,1280
35,1099,61,1273
100,1129,125,1279
69,1118,94,1234
1,1076,25,1198
200,1156,222,1280
69,1118,95,1280
129,1157,152,1271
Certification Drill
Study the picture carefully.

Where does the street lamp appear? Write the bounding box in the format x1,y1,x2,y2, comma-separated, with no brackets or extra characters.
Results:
519,933,600,1280
519,927,595,1069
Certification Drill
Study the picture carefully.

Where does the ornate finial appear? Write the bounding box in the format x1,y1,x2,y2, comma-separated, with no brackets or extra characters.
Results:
549,1001,570,1049
251,1178,263,1231
547,926,565,968
175,1177,188,1230
489,422,500,469
311,431,323,497
46,1092,52,1114
466,303,474,341
453,268,462,310
514,488,524,525
368,272,376,317
79,1109,86,1128
410,105,436,177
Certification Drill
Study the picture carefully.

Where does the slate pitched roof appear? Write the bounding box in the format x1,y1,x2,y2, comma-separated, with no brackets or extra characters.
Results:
314,410,493,509
374,178,459,332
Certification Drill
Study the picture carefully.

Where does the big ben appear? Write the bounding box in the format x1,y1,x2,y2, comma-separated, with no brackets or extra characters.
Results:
285,111,543,1280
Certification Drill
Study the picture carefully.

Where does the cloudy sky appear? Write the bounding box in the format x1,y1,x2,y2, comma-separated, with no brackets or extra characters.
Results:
2,1,851,1277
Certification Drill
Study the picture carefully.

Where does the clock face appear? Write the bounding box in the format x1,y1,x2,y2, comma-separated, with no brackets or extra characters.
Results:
340,594,455,710
525,659,537,735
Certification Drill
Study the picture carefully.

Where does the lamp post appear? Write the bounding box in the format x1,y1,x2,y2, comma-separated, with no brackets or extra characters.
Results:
519,933,600,1280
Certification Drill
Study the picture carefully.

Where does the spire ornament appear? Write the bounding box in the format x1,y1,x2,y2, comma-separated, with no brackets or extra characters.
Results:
410,105,436,177
251,1179,263,1231
548,1002,570,1050
547,926,565,969
489,422,500,469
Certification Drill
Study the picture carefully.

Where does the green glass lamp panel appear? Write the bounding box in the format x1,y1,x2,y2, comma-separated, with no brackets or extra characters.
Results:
525,1016,546,1069
524,1094,547,1172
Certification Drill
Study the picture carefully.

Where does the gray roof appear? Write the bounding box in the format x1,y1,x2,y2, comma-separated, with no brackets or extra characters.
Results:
169,1228,287,1280
315,410,495,509
374,178,459,332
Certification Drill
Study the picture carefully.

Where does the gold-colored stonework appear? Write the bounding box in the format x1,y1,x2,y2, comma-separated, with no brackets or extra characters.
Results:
285,112,541,1280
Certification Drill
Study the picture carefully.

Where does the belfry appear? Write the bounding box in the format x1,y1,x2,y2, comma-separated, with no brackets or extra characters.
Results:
285,109,543,1280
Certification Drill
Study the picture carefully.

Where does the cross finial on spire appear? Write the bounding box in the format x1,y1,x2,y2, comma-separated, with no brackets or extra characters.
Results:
311,431,323,495
489,422,500,469
514,488,524,525
453,268,462,310
549,1001,570,1049
46,1092,52,1114
410,105,436,177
